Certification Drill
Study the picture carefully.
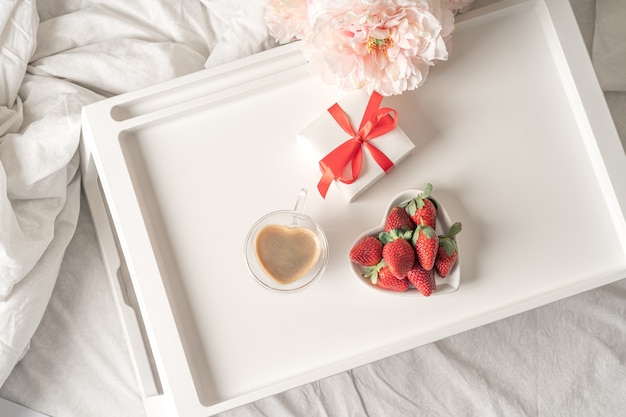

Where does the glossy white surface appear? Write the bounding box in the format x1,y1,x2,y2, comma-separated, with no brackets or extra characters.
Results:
80,0,626,416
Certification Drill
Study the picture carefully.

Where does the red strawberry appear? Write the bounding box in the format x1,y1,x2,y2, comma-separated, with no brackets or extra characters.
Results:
406,260,436,296
435,222,462,278
384,206,416,232
374,266,409,292
404,183,438,229
350,236,383,266
379,229,415,278
412,224,439,271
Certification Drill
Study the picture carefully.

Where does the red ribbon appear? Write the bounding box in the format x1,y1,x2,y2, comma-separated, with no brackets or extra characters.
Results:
317,92,398,198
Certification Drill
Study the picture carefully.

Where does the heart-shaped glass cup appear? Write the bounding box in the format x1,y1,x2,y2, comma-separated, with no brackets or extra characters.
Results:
245,190,329,293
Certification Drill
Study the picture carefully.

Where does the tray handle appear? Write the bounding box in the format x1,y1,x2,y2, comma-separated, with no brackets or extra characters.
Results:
82,155,163,399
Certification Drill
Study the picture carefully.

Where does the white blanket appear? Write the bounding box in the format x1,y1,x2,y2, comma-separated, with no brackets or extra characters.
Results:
0,0,77,385
0,0,273,388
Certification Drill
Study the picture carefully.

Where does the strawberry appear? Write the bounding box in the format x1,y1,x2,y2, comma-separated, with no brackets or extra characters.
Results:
435,222,462,278
406,260,436,296
379,229,415,278
412,224,439,271
384,206,416,232
403,183,438,229
350,236,383,266
373,265,409,292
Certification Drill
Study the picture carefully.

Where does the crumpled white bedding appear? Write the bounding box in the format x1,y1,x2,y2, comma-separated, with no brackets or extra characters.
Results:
0,0,272,398
0,0,83,386
1,0,626,416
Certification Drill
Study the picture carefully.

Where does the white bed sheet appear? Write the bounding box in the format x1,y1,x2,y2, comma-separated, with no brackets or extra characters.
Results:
2,0,626,416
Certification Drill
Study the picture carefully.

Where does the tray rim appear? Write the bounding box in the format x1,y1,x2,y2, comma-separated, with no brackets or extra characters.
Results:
80,0,626,415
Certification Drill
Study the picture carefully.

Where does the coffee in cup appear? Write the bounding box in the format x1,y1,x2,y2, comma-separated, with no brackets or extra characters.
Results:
254,224,321,284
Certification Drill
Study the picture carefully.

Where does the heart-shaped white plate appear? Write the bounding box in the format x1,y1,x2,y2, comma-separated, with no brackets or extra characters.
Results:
349,189,461,296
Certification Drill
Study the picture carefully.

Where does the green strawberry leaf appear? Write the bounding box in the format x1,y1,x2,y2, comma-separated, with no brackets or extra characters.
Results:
380,228,413,243
440,238,457,256
420,225,436,238
405,199,417,215
363,260,386,284
368,269,379,284
398,229,413,240
422,182,432,198
448,222,462,237
378,231,393,244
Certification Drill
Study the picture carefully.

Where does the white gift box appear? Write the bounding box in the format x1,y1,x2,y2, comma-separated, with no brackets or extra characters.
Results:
297,90,415,202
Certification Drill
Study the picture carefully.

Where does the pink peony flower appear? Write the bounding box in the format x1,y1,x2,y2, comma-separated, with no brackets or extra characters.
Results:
303,0,456,96
264,0,310,44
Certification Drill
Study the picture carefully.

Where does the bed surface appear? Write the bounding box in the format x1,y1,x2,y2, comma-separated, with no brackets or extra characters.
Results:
1,0,626,416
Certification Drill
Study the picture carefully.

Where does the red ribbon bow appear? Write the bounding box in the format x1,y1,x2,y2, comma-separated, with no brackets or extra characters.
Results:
317,92,398,198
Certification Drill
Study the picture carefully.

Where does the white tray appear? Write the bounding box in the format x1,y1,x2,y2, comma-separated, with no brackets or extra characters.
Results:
80,0,626,416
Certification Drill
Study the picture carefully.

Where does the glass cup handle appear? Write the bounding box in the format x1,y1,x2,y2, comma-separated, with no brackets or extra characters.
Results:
293,188,307,213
